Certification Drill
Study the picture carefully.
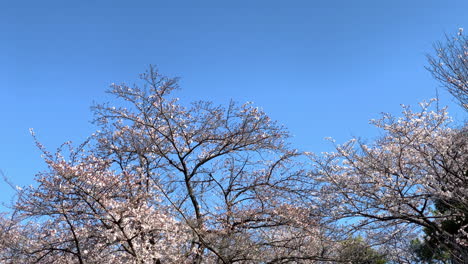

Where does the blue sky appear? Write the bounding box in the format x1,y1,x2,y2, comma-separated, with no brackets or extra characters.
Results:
1,0,467,206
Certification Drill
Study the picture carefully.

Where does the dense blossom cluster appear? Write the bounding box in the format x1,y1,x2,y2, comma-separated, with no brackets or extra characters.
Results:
311,101,467,262
1,142,190,263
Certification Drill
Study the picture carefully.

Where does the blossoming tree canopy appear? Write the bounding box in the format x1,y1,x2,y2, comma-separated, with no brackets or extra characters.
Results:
310,100,468,262
0,68,340,263
1,65,465,263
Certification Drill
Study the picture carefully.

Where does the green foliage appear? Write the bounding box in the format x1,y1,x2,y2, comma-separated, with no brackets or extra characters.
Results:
411,237,451,264
338,237,387,264
411,197,468,263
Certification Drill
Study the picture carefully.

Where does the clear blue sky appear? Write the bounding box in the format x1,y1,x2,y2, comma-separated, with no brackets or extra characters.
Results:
1,0,467,206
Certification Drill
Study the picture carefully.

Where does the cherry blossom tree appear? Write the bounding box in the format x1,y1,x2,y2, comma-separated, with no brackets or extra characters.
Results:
89,68,338,263
427,28,468,111
311,100,468,263
1,68,350,263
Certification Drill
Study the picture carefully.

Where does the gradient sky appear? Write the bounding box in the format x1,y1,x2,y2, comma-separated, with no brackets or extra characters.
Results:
1,0,467,206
